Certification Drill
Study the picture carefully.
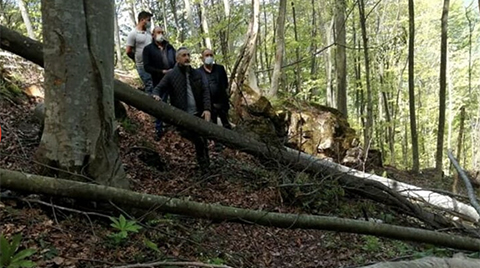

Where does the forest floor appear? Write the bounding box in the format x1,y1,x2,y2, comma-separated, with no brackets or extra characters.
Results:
0,67,470,268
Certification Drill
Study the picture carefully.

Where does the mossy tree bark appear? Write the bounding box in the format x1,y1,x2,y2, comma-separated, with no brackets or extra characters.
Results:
38,1,128,188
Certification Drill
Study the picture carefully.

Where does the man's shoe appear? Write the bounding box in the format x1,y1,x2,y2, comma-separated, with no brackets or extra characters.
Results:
154,131,163,141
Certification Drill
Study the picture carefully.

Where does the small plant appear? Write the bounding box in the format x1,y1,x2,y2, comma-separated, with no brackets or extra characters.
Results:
108,215,142,245
361,235,381,252
0,234,36,268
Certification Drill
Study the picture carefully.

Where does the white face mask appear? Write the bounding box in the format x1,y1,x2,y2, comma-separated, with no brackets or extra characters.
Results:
204,56,214,65
155,34,165,43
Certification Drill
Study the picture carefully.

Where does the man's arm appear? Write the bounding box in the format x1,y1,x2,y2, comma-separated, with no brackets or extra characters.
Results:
152,72,170,99
125,31,136,61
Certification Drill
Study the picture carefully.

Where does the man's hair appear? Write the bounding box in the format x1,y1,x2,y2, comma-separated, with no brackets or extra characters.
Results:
176,47,189,58
201,48,214,55
138,11,153,22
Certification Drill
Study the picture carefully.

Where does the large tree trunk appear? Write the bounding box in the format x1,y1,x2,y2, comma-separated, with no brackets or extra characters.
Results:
435,0,450,175
18,0,35,40
229,0,260,94
408,0,419,172
335,0,347,117
3,168,480,252
3,25,480,231
267,0,286,98
38,0,128,188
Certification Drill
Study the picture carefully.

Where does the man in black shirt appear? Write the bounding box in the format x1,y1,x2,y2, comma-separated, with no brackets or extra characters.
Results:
197,49,231,130
152,47,212,170
143,26,176,139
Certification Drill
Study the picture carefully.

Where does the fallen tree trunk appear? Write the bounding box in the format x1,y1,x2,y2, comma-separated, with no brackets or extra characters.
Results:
2,168,480,252
360,256,480,268
0,25,477,230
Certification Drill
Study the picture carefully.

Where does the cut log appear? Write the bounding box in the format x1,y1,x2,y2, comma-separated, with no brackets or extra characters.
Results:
1,25,478,230
2,168,480,252
360,256,480,268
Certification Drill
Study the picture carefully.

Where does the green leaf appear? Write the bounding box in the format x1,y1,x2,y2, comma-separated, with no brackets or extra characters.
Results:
119,215,127,228
1,234,13,266
10,235,22,254
10,259,36,268
11,249,36,263
144,238,161,253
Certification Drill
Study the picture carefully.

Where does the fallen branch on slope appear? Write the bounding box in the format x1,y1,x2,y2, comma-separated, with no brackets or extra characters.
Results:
448,150,480,218
2,168,480,252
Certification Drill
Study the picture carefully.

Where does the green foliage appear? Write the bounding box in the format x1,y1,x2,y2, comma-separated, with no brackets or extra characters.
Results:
108,215,142,245
412,246,453,259
143,238,161,253
361,236,381,252
0,234,36,268
120,118,137,134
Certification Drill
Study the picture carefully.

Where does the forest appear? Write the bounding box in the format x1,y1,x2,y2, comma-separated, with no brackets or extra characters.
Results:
1,0,480,267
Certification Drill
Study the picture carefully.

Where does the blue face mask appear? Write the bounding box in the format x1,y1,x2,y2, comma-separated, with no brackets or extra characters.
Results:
145,22,151,31
204,56,214,65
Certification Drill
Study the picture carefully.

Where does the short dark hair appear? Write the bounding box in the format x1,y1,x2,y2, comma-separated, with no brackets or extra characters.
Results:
176,47,189,58
138,11,153,22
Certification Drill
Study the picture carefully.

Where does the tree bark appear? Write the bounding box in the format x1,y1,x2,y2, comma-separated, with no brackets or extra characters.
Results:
358,0,374,154
38,0,128,188
335,0,347,117
18,0,35,40
324,19,335,107
291,1,302,95
360,256,480,268
267,0,286,98
3,168,480,252
408,0,419,172
198,0,212,49
435,0,450,175
229,0,260,94
3,25,480,230
114,5,125,70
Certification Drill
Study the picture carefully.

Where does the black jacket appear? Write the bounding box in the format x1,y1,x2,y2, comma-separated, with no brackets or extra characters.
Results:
197,64,229,110
143,41,176,86
153,64,211,113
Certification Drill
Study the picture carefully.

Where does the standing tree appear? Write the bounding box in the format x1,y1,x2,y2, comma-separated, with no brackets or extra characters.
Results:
38,0,129,189
335,0,347,118
267,0,287,98
408,0,420,173
18,0,35,39
435,0,450,175
358,0,374,151
229,0,260,94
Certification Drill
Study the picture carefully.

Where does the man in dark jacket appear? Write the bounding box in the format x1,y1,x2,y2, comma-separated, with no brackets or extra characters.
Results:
143,26,176,139
197,48,231,130
152,47,212,170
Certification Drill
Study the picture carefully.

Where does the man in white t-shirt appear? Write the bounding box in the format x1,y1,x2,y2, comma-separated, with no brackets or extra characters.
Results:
126,11,154,94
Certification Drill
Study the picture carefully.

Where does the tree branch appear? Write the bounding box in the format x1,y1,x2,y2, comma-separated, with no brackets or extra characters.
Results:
2,168,480,251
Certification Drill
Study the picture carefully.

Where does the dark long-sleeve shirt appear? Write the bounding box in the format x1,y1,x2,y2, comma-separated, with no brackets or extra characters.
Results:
143,42,176,86
197,64,229,110
153,64,211,113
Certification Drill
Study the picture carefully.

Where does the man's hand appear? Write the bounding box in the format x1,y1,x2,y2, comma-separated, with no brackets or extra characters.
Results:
202,110,211,122
162,69,171,74
152,95,161,101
